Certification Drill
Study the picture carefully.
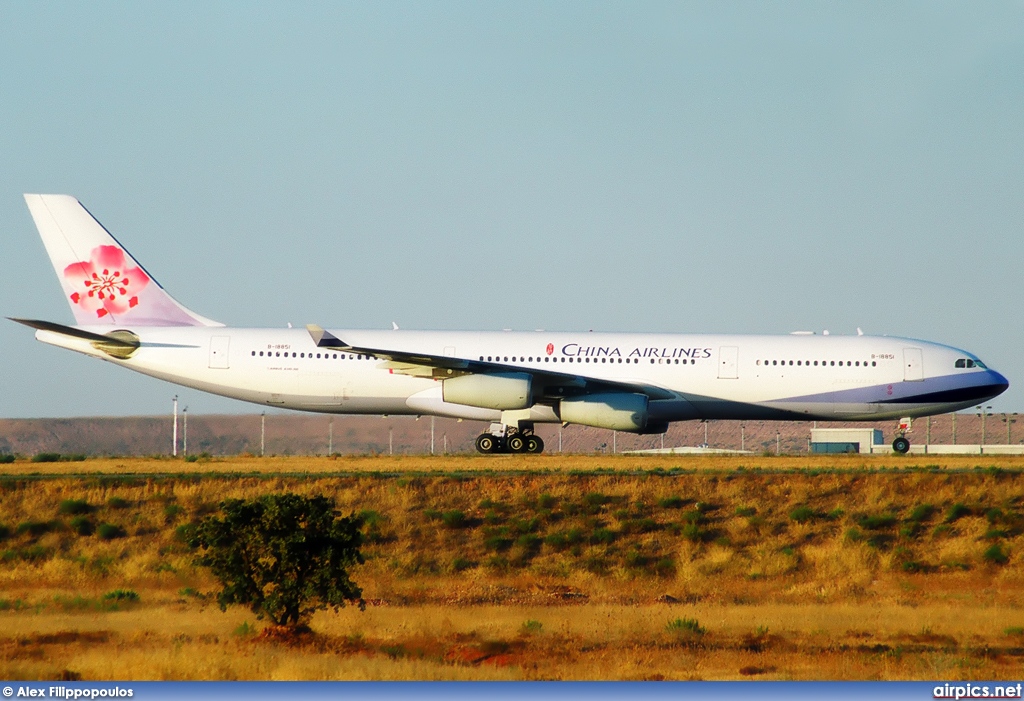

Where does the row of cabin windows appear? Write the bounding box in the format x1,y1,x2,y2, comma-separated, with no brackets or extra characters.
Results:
955,358,987,369
757,359,876,367
477,355,665,365
251,351,372,360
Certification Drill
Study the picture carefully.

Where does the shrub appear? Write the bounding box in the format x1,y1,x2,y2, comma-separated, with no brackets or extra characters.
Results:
107,497,131,509
667,617,705,635
545,528,584,551
515,533,542,551
31,453,61,463
451,556,475,572
188,493,365,627
789,506,816,523
855,513,898,530
945,503,971,523
908,504,934,522
537,493,557,510
735,506,756,517
659,496,685,509
70,517,94,536
163,504,184,523
0,455,14,464
521,619,543,634
483,534,512,552
59,499,92,515
103,589,139,602
16,521,54,537
440,510,468,529
624,549,649,569
983,544,1009,566
590,527,617,545
96,523,126,540
681,509,704,524
0,525,9,541
681,522,705,542
653,557,676,577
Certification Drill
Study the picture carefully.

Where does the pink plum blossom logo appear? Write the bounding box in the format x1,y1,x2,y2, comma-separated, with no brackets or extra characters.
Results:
63,245,150,319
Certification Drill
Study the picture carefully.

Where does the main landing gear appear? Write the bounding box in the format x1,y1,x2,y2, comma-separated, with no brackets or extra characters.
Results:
892,417,912,454
475,423,545,454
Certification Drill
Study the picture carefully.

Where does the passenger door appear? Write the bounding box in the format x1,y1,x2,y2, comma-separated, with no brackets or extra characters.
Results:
903,348,924,382
718,346,738,379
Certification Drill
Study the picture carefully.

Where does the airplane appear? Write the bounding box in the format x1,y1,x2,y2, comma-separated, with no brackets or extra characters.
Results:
10,194,1009,454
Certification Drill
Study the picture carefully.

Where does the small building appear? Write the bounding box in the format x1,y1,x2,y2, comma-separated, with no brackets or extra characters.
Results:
810,428,884,454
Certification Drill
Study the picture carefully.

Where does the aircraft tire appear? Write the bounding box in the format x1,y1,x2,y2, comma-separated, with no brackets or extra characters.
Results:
526,435,544,453
507,435,527,453
476,434,497,453
892,437,911,454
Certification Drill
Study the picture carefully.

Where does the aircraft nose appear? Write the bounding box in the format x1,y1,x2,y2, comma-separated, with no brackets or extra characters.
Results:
983,369,1010,399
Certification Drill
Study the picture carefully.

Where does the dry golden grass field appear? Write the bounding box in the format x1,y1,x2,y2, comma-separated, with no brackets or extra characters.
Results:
1,454,1023,681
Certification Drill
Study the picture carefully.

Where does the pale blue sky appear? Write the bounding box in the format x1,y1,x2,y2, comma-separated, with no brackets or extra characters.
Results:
2,2,1022,417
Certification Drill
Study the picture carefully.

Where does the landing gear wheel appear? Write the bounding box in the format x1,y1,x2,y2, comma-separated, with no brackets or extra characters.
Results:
526,435,545,454
892,436,911,454
507,435,527,453
476,434,498,453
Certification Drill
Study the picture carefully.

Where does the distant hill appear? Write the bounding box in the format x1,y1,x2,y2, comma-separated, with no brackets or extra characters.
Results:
0,411,1015,457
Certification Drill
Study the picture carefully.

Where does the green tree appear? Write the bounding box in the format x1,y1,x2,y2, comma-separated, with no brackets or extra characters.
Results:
188,493,365,627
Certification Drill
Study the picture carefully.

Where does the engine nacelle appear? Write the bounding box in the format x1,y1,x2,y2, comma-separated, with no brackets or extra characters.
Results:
559,393,650,432
442,372,533,410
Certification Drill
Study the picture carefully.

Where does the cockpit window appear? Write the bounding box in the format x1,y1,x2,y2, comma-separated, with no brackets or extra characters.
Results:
955,359,966,368
956,358,988,369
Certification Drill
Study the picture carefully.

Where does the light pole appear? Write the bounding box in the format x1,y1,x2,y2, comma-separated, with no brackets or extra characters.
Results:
172,395,178,457
740,423,745,452
260,411,265,457
776,430,780,455
430,416,435,455
389,427,393,455
952,413,957,445
328,418,333,455
1006,413,1018,445
978,405,992,447
183,406,188,457
703,421,709,448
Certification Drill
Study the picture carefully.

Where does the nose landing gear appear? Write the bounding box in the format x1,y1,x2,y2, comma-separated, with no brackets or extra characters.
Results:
892,417,912,454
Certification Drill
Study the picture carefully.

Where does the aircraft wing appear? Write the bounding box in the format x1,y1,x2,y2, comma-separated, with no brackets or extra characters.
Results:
306,325,678,401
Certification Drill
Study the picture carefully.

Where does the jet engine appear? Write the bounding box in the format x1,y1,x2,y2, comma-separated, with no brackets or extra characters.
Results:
442,372,533,410
559,392,650,432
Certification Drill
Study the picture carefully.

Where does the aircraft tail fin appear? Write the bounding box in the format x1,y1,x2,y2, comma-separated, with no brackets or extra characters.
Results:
24,194,222,327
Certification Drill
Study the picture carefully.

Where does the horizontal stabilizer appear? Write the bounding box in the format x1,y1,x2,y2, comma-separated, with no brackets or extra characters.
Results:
8,317,137,347
9,317,141,359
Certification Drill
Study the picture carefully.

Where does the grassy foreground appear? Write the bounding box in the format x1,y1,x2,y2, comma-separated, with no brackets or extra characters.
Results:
1,455,1023,680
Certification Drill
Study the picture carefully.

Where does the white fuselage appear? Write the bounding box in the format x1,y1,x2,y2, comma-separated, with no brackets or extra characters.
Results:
37,326,1009,424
